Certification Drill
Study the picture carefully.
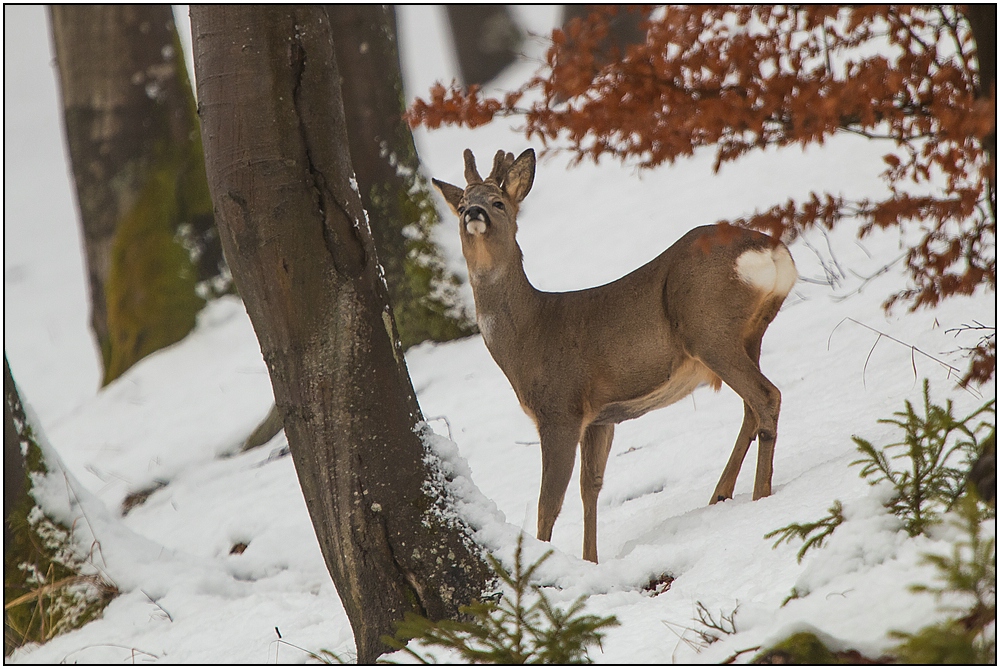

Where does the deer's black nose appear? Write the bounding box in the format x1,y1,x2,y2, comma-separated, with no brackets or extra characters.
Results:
463,205,490,235
464,205,489,224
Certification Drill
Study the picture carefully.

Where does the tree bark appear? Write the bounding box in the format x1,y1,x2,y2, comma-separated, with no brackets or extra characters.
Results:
446,5,523,87
562,5,649,52
242,6,476,451
191,6,491,662
49,5,228,385
964,3,997,220
329,5,473,350
557,5,651,104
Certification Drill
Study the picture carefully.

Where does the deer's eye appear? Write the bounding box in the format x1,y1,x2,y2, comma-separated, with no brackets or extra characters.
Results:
492,201,505,210
458,206,466,214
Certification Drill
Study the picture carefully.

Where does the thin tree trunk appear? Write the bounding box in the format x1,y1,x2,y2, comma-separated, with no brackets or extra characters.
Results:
3,358,25,572
329,4,473,349
3,356,26,656
562,4,649,51
446,5,523,87
191,6,491,662
557,6,651,103
3,356,115,655
49,5,227,385
965,4,997,220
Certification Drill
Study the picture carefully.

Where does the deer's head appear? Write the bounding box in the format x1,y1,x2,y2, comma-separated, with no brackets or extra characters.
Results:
432,148,535,279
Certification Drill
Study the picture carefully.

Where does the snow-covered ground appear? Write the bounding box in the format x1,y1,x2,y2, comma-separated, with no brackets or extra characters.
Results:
5,5,995,664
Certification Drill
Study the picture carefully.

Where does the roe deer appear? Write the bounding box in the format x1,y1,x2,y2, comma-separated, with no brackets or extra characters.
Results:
432,148,797,563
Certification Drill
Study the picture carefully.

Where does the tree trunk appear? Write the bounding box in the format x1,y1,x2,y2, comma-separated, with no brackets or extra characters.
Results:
241,5,476,452
190,6,491,662
4,356,115,655
329,5,473,350
965,4,997,220
557,6,651,104
446,5,523,87
49,5,228,385
562,5,649,51
3,356,26,655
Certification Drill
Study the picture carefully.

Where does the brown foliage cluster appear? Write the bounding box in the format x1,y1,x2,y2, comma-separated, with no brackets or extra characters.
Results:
408,5,996,385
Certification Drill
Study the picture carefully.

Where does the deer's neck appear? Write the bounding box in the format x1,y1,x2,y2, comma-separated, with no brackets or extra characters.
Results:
469,246,541,358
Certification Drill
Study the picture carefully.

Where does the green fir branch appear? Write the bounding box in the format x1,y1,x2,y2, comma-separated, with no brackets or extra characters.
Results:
382,536,619,664
850,379,995,536
764,501,845,563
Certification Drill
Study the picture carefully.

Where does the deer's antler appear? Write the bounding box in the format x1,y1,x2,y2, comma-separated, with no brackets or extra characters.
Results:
463,149,483,184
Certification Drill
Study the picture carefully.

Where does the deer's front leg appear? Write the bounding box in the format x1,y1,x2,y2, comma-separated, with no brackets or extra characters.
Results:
536,420,583,543
580,423,614,563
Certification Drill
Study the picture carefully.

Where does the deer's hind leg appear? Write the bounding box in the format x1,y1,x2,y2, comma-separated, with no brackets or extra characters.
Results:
710,331,764,504
696,324,781,501
580,423,614,563
711,401,758,504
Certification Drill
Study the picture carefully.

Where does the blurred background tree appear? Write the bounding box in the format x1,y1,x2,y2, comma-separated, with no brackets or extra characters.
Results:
409,5,997,386
49,5,227,385
328,5,473,349
445,6,524,88
49,5,480,390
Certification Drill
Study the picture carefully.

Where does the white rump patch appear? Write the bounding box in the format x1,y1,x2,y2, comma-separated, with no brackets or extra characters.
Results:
735,247,797,296
772,245,797,296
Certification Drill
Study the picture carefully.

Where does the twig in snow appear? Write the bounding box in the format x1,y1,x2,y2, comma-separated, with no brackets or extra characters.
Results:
60,644,158,664
827,317,981,399
721,646,761,664
825,589,853,599
141,589,173,622
269,627,347,664
60,472,122,592
425,415,455,441
662,618,707,658
693,600,739,645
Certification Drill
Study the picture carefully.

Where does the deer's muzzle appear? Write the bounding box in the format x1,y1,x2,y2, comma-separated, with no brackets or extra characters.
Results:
464,206,489,235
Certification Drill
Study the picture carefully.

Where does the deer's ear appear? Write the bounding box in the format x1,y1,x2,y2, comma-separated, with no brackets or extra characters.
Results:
504,149,535,203
432,178,465,217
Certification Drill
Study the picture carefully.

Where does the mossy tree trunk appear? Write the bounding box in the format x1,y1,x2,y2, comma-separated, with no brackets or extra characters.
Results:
446,5,524,87
4,356,115,656
191,6,492,662
328,4,473,350
49,5,228,385
3,357,26,655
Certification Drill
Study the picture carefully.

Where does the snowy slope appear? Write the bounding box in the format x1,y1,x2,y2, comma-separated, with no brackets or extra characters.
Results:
5,5,995,664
